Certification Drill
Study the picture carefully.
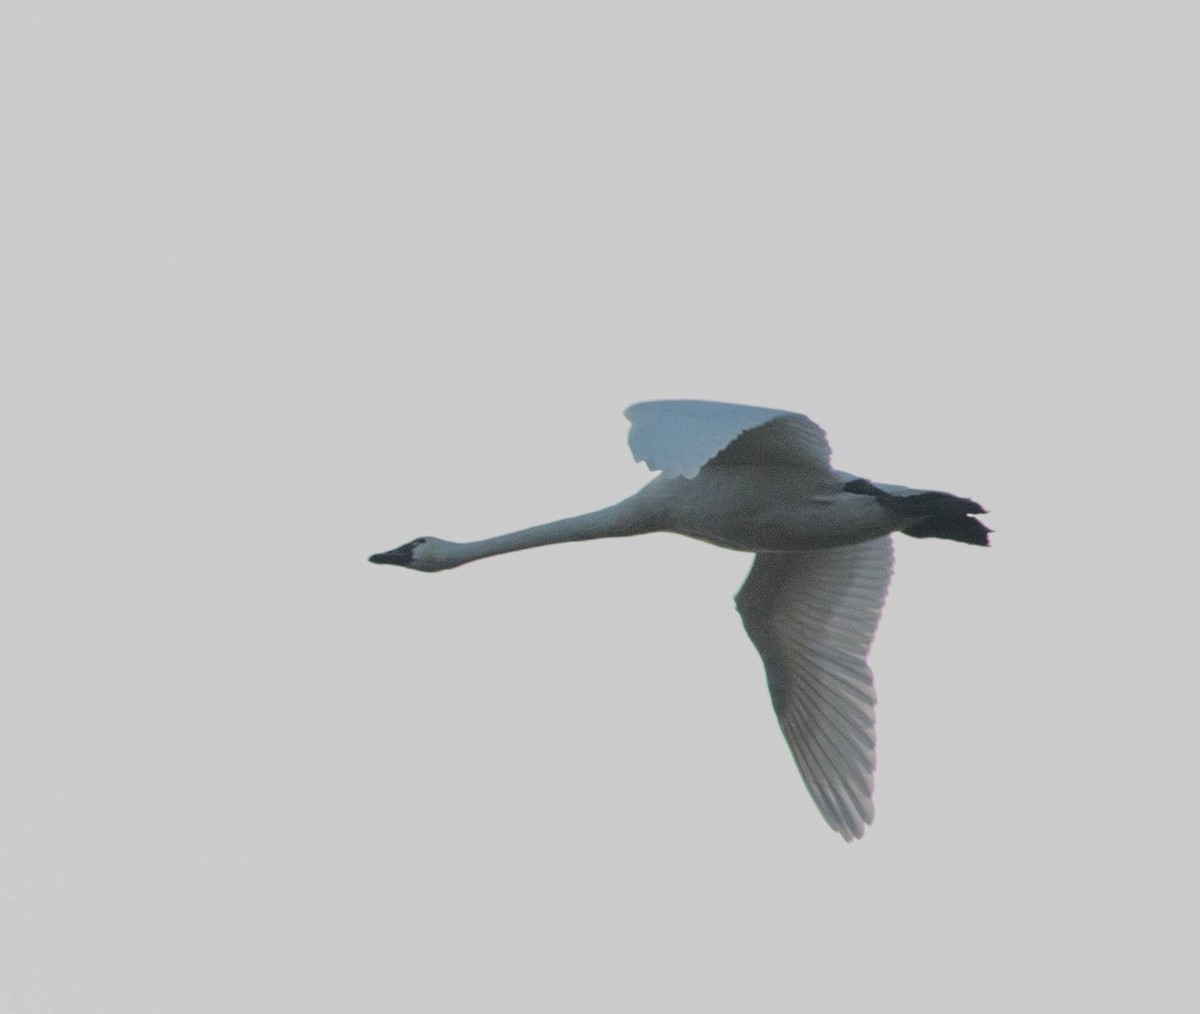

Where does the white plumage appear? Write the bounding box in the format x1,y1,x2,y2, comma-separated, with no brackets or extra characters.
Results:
371,400,988,840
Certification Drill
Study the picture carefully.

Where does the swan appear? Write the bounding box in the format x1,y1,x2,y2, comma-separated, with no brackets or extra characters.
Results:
370,400,989,840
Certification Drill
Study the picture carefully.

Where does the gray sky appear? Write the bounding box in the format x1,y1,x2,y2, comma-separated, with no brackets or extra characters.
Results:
4,3,1198,1011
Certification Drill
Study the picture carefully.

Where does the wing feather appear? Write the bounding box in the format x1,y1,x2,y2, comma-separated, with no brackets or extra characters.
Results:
625,400,831,479
735,537,895,841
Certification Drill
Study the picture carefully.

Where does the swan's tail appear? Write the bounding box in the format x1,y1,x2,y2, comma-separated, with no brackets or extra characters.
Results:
843,479,991,546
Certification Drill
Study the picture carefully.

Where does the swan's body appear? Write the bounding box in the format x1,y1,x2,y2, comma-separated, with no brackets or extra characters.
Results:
371,400,989,840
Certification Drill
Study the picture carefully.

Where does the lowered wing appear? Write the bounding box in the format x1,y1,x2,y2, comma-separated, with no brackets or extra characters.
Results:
735,537,895,840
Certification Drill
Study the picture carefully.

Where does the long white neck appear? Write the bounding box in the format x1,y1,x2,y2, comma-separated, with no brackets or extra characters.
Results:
444,496,652,568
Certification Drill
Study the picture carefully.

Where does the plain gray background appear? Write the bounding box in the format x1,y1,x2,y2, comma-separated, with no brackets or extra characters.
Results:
4,3,1197,1011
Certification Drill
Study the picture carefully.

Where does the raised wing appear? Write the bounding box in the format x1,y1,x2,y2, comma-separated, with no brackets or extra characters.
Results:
735,537,895,841
625,399,831,479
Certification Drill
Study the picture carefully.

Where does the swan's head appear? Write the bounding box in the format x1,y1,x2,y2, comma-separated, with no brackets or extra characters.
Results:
368,537,459,572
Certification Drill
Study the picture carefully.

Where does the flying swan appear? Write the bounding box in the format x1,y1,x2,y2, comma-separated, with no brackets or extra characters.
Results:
370,400,989,840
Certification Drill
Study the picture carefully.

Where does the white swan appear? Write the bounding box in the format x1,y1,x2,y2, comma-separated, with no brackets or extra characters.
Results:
370,400,989,840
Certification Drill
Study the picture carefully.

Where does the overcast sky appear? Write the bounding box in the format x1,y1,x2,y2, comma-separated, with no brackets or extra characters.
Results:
4,3,1198,1011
